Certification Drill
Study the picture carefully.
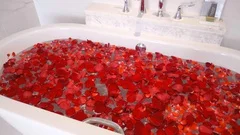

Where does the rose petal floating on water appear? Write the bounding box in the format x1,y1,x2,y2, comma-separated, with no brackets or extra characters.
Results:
0,38,239,135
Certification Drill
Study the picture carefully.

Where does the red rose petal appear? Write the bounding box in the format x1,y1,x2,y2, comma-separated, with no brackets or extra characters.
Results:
127,82,137,92
132,104,147,120
127,91,137,103
79,96,87,105
107,83,120,98
131,74,142,82
85,78,95,88
141,86,150,96
85,62,95,73
235,73,240,80
142,124,153,135
172,84,183,92
29,95,41,105
38,102,50,109
94,101,111,114
202,110,215,119
156,92,170,102
185,113,195,125
23,91,32,99
151,96,165,111
66,108,76,117
92,95,107,103
116,99,127,107
199,125,213,134
166,63,177,72
46,104,54,112
165,125,178,135
112,114,122,126
66,94,74,100
56,67,69,77
112,106,123,114
94,63,104,72
135,92,144,102
125,120,134,130
70,72,80,82
188,93,198,103
196,114,205,123
157,129,165,135
172,95,183,105
148,111,164,127
71,39,78,45
72,110,88,121
149,87,160,97
57,98,71,110
125,129,134,135
155,63,164,71
86,99,95,107
134,121,152,135
3,67,15,73
119,78,137,92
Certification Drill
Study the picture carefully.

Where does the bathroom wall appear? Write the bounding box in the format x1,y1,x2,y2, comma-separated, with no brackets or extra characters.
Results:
0,0,40,39
33,0,240,50
33,0,92,25
0,0,239,50
34,0,203,25
221,0,240,50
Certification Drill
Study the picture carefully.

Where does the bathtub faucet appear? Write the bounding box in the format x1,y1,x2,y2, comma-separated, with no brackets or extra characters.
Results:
140,0,146,14
157,0,164,17
174,6,182,20
174,2,196,20
123,0,129,12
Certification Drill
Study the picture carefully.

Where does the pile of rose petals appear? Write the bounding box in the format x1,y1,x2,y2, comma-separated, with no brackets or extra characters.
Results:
0,38,239,135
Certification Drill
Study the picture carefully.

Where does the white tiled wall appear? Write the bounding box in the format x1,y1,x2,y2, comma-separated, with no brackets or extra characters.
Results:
0,0,40,40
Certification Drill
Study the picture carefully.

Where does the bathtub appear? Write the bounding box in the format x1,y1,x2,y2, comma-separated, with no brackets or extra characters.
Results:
0,24,239,135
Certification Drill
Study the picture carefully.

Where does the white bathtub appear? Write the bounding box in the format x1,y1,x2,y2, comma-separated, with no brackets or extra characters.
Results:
0,24,239,135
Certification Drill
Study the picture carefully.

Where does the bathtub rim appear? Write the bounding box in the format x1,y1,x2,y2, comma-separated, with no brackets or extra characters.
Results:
0,23,239,73
0,23,240,135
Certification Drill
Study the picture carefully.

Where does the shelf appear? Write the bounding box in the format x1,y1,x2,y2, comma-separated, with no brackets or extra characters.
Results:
85,3,226,46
